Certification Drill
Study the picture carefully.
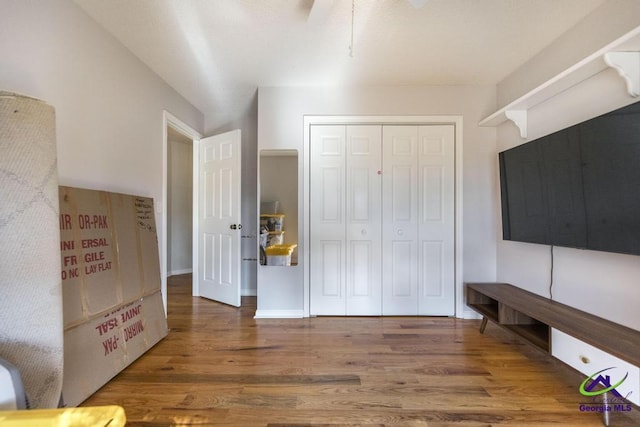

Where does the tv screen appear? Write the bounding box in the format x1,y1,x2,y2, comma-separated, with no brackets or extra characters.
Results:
499,99,640,256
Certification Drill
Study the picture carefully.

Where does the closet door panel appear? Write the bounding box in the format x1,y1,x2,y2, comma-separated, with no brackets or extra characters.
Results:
310,125,346,315
391,166,413,221
391,241,413,296
382,126,419,315
320,167,342,221
349,241,372,296
421,166,444,222
319,240,342,297
345,125,382,315
421,240,444,297
417,125,455,315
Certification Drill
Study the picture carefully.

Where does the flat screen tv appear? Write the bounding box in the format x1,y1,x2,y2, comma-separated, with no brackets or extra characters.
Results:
499,99,640,256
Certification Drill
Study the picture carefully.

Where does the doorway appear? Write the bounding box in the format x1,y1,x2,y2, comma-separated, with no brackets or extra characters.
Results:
162,111,201,312
167,126,193,278
162,112,244,312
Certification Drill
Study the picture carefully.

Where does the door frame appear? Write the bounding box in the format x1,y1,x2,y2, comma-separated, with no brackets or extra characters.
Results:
303,115,464,318
162,111,202,312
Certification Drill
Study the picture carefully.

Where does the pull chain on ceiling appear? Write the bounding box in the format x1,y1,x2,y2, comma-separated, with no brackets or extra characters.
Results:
349,0,355,57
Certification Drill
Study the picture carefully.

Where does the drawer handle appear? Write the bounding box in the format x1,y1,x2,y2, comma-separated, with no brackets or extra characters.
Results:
580,355,590,364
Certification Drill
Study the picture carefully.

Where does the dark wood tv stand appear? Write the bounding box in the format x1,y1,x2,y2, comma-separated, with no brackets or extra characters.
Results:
465,282,640,366
465,282,640,426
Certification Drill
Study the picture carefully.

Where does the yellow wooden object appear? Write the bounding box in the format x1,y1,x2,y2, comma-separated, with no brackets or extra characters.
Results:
0,405,125,427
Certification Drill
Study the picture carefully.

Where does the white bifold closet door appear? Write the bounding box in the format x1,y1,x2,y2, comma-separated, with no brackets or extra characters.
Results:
382,125,455,315
310,124,454,316
310,125,382,315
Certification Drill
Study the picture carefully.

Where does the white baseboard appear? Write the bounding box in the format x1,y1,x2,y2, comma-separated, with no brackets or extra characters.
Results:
168,268,192,276
242,288,257,297
253,309,304,319
460,309,481,320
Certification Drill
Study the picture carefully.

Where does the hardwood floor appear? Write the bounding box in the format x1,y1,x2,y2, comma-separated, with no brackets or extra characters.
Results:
82,274,640,426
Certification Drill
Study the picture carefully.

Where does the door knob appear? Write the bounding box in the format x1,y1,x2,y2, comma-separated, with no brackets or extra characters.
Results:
230,224,237,230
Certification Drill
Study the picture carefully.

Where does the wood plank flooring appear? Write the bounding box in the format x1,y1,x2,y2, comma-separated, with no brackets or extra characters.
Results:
81,274,640,426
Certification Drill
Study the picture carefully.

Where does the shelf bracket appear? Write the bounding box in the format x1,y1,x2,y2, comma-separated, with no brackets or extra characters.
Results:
505,110,527,139
604,51,640,97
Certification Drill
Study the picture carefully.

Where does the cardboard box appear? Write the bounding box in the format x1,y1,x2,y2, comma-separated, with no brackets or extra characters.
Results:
58,187,168,406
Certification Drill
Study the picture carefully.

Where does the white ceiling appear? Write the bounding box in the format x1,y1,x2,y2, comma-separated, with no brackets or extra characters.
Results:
74,0,607,125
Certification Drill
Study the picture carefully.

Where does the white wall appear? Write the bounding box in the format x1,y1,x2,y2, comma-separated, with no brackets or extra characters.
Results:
168,138,193,275
497,0,640,108
0,0,204,302
258,85,497,315
495,8,640,331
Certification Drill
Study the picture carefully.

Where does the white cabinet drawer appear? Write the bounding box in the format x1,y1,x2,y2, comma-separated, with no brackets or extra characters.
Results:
551,329,639,405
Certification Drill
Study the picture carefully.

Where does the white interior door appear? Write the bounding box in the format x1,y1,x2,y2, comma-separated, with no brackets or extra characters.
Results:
310,125,346,315
310,123,455,316
198,129,242,306
345,125,382,315
310,125,382,315
417,125,455,315
382,126,419,315
381,125,455,315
